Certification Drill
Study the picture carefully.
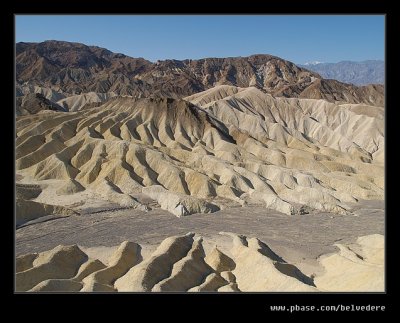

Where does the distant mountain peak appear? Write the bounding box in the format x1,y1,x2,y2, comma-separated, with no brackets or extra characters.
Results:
300,60,384,86
303,61,324,66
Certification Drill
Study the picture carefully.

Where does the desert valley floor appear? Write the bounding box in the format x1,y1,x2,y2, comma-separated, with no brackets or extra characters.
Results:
16,197,384,292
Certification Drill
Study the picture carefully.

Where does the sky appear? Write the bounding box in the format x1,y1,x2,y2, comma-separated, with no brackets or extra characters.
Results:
15,15,385,64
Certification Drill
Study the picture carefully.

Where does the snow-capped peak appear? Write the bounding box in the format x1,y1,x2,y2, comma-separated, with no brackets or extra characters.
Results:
303,61,324,66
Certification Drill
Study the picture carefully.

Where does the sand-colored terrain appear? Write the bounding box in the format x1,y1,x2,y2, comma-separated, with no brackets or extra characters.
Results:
16,86,383,220
15,83,385,293
15,198,384,291
57,92,117,112
15,232,383,292
315,234,384,292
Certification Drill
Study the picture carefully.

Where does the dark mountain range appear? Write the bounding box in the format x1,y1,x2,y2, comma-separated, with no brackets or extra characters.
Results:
16,40,384,106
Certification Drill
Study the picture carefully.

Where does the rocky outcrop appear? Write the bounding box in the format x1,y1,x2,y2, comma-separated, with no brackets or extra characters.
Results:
16,93,68,116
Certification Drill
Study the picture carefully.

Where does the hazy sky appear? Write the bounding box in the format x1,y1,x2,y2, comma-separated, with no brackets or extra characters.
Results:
15,15,385,64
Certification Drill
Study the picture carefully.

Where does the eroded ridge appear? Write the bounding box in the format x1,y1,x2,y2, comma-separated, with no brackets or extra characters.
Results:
16,90,383,218
15,233,384,292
